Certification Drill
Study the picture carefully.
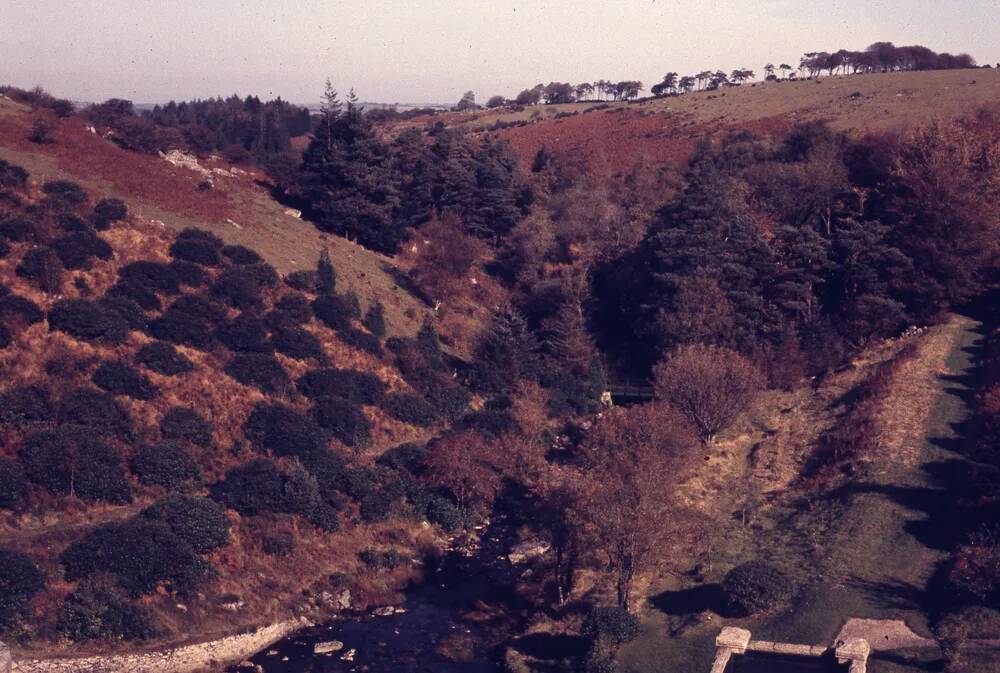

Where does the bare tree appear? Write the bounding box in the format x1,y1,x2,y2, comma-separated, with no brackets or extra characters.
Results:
653,344,765,442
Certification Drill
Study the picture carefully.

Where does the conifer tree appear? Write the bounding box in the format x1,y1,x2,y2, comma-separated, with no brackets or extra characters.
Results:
316,248,336,295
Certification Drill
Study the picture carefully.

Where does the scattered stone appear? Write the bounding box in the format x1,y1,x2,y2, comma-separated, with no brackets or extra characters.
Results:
372,606,396,617
393,607,407,614
508,539,551,564
314,640,344,654
266,650,278,656
341,648,357,661
176,603,187,612
284,208,302,219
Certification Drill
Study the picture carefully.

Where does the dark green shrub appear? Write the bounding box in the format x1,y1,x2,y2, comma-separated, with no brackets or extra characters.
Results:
169,259,209,287
363,301,386,338
425,494,464,532
60,519,209,597
0,323,10,348
0,216,37,241
74,439,132,504
261,531,295,556
211,264,279,310
267,293,312,326
141,494,230,553
131,442,201,489
49,299,128,343
58,213,92,233
210,459,287,515
160,407,213,447
0,459,28,509
339,327,383,355
136,341,194,376
16,246,64,292
0,160,28,189
0,385,52,426
272,325,325,361
225,353,289,392
298,368,386,405
360,487,402,522
722,561,793,616
149,294,227,350
0,239,8,258
93,361,158,400
215,313,272,352
0,548,44,630
221,244,262,265
298,449,348,505
581,606,640,644
0,294,44,324
307,502,341,532
58,387,132,439
57,578,155,642
428,385,472,421
312,293,359,331
100,294,149,331
313,397,372,448
244,402,326,457
91,197,128,229
317,250,337,294
383,392,438,426
118,261,182,295
169,238,222,266
50,231,113,269
285,270,318,292
457,409,520,438
376,442,426,474
42,180,87,209
19,429,75,493
358,548,407,571
107,279,161,311
176,228,223,248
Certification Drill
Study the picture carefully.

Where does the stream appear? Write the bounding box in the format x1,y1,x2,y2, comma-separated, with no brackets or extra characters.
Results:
227,510,529,673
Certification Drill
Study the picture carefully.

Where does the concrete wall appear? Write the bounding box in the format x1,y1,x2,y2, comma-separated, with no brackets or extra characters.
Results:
11,618,308,673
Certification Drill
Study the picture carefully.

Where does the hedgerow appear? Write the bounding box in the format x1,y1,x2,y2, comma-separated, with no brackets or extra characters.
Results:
0,548,44,630
244,402,326,457
49,299,128,343
140,494,230,553
131,442,201,489
136,341,194,376
160,407,213,447
0,459,28,509
313,396,372,448
224,353,289,393
297,368,386,405
92,361,159,400
60,518,209,597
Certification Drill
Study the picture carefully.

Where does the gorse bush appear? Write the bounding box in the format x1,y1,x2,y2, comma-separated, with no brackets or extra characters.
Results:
100,295,149,331
313,396,372,448
312,293,359,331
268,293,313,326
57,213,92,233
211,264,280,310
272,325,326,361
0,294,44,325
41,180,87,210
221,244,262,265
244,402,326,457
160,407,213,447
49,299,128,343
0,458,28,509
92,361,158,400
581,606,641,644
722,561,793,616
285,270,318,292
298,368,386,405
363,300,386,338
169,259,209,287
73,439,132,504
118,261,182,295
382,392,438,427
0,160,29,189
225,353,289,392
57,578,155,642
131,442,201,489
0,385,53,426
16,247,63,292
140,494,230,553
60,518,209,597
169,238,222,266
0,548,44,630
50,231,113,269
18,430,132,503
0,216,38,241
338,326,383,355
149,294,227,350
215,313,272,352
135,341,194,376
210,459,289,515
91,197,128,229
57,387,133,440
107,279,161,311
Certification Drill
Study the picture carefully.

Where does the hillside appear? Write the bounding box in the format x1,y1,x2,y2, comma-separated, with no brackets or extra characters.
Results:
405,69,1000,178
0,95,431,338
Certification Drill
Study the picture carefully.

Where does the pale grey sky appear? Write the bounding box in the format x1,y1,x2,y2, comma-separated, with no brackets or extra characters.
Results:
1,0,997,105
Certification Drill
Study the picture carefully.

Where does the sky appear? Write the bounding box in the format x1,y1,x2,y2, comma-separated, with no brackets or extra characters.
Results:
2,0,997,105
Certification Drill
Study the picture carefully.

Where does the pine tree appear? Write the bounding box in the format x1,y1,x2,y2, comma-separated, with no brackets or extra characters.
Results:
363,300,386,338
317,248,336,295
472,308,541,395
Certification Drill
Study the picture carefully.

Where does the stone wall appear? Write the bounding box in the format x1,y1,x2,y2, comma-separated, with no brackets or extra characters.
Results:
11,618,309,673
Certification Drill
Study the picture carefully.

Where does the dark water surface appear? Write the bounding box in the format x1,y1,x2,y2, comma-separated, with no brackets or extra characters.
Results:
228,512,526,673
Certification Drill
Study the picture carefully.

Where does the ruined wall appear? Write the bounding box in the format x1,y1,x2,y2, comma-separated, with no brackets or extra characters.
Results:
11,618,309,673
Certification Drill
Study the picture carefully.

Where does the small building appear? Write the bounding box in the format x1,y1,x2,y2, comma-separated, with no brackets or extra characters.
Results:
712,627,869,673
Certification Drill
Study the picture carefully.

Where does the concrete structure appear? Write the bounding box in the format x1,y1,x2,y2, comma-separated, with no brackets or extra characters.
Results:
710,627,870,673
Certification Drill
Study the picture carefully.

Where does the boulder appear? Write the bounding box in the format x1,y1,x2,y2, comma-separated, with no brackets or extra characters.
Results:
508,539,551,564
372,606,396,617
314,640,344,654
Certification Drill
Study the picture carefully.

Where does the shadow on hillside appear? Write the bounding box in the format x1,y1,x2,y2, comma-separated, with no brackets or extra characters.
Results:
649,583,727,616
508,633,590,659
